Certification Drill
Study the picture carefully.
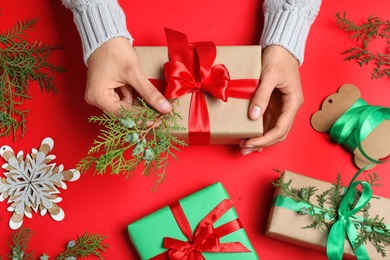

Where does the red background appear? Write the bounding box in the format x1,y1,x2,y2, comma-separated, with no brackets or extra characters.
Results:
1,0,390,259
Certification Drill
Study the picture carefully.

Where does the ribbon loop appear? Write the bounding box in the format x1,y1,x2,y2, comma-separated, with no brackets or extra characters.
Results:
164,28,230,101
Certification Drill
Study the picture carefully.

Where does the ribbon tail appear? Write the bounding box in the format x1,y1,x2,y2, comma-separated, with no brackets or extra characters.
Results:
196,198,239,234
345,221,370,260
192,41,217,80
327,220,346,260
214,219,243,237
204,242,251,253
169,202,194,242
165,28,193,70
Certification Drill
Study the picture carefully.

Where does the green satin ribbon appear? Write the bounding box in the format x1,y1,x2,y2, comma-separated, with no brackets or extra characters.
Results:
329,98,390,164
273,196,330,218
326,169,372,260
274,169,390,260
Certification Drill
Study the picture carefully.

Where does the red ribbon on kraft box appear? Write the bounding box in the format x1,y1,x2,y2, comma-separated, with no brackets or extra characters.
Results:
151,28,260,145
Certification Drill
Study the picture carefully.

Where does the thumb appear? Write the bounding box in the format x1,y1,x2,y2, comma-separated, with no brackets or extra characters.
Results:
249,77,274,120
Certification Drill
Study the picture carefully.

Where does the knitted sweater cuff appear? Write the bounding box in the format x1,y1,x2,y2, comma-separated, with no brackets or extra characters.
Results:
69,1,133,65
260,2,321,65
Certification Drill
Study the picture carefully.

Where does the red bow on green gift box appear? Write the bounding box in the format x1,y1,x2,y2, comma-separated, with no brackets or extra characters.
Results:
150,198,251,260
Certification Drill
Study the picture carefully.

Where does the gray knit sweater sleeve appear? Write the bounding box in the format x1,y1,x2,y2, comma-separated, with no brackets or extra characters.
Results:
260,0,322,64
62,0,133,65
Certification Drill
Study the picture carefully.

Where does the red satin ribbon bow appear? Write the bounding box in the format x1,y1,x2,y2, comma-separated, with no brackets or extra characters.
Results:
162,28,259,144
151,198,251,260
164,29,230,102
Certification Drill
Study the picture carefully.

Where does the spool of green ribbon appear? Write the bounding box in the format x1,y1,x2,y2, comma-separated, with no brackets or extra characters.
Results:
329,98,390,164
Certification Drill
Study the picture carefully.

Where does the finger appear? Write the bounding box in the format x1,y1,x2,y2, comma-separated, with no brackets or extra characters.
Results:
239,129,285,156
248,122,291,148
124,48,172,114
243,103,297,149
249,75,275,120
125,70,172,114
241,147,262,156
242,126,286,150
138,80,171,113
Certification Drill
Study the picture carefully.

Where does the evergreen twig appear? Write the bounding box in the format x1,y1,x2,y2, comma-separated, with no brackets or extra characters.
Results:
4,228,108,259
0,18,64,141
54,233,108,260
77,99,187,191
7,227,34,260
336,12,390,79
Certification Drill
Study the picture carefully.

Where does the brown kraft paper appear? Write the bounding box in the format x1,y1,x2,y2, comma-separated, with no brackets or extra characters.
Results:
134,46,263,145
265,170,390,260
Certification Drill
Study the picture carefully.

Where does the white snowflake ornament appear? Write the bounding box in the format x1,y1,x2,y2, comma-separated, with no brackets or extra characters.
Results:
0,137,80,230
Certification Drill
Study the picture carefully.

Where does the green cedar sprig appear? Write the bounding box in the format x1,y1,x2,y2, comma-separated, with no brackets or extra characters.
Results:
77,98,187,191
0,18,64,141
273,170,390,257
336,12,390,79
7,227,34,260
54,233,108,260
5,227,108,260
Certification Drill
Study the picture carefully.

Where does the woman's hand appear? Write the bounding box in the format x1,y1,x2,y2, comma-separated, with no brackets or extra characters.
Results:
241,45,303,155
85,37,172,115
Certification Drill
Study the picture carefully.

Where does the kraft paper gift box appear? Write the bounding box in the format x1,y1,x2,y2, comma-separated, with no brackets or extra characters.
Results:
128,182,259,259
265,170,390,260
134,28,263,145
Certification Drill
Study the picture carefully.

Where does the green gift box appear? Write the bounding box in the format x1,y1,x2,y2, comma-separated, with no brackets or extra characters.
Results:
128,182,259,259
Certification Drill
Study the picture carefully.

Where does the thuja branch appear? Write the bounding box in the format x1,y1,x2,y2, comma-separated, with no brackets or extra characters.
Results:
272,172,335,232
77,99,187,191
336,12,390,79
5,227,108,259
7,227,34,260
0,18,64,141
54,233,108,260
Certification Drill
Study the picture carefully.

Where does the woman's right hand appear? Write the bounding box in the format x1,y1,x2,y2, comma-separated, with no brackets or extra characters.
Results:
85,37,172,115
